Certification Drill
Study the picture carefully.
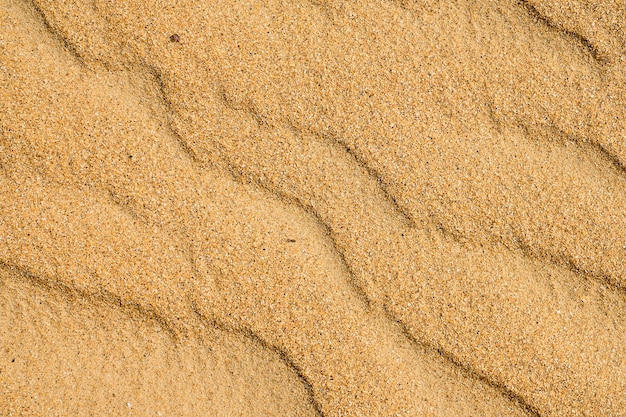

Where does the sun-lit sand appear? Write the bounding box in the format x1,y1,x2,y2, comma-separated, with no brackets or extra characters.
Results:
1,0,625,415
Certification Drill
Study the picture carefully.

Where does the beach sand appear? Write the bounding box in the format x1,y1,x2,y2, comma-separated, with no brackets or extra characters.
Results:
1,0,625,415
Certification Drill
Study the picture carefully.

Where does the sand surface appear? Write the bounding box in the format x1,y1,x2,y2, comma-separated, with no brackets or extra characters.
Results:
1,0,626,415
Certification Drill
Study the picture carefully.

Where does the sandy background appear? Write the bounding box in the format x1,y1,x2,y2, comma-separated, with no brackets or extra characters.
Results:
1,0,625,415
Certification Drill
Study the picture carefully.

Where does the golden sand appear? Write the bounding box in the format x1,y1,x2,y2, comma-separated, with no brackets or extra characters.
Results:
1,0,625,415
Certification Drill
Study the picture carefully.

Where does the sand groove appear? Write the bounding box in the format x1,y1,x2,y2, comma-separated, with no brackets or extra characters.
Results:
2,0,626,415
0,265,322,416
514,0,606,62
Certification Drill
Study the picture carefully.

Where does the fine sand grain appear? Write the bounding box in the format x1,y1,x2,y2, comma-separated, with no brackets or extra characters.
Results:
1,0,625,415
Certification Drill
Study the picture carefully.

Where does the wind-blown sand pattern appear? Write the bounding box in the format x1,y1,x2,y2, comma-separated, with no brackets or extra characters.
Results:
1,0,625,415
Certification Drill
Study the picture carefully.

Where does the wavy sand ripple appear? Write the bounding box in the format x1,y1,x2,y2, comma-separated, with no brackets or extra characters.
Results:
1,0,625,415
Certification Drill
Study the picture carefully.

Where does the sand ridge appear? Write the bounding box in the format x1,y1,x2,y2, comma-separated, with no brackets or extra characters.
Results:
1,0,625,415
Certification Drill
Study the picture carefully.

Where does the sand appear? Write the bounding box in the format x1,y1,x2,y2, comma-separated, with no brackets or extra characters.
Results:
1,0,625,415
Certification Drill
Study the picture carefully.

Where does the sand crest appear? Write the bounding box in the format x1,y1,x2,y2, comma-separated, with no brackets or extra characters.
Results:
1,0,625,415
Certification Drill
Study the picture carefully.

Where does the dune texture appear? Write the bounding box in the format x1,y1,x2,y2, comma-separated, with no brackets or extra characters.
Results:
1,0,625,415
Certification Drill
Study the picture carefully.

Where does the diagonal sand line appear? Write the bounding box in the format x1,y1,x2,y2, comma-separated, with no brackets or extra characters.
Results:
3,0,623,414
2,3,533,414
